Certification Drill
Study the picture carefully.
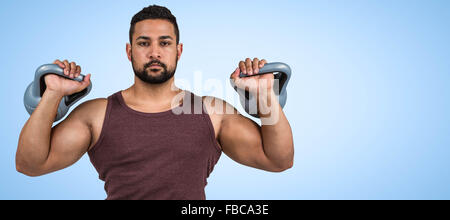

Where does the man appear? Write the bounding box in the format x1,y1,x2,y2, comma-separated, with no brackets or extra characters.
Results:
16,5,294,200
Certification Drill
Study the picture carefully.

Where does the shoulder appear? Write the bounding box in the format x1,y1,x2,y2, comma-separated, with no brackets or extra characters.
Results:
201,95,249,130
201,96,239,117
201,96,241,140
73,98,108,114
69,97,108,127
201,96,261,149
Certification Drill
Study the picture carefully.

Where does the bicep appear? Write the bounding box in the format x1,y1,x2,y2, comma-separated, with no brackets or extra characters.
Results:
219,107,278,172
41,103,92,174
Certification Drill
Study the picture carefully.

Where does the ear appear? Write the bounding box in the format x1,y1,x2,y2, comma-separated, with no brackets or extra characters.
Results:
177,43,183,60
126,43,132,62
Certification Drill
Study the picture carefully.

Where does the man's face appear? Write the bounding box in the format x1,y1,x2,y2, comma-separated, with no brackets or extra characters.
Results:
127,19,182,84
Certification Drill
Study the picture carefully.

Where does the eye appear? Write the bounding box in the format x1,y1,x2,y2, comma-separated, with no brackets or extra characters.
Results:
160,41,170,46
138,42,149,46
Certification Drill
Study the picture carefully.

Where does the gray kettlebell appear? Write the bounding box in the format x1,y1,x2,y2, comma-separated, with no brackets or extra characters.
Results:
231,62,291,118
23,64,92,122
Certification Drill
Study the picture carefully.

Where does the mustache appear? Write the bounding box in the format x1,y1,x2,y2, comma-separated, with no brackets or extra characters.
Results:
144,60,166,69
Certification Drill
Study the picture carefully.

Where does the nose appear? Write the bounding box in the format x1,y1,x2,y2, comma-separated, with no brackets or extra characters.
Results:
147,42,162,60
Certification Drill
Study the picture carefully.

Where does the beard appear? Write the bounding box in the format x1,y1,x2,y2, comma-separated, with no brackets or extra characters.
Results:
131,53,178,84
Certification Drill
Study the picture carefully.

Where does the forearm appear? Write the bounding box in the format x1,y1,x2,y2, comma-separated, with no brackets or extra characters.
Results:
258,90,294,169
16,90,63,170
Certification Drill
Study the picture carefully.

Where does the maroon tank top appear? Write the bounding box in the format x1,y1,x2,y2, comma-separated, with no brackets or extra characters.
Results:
88,90,222,200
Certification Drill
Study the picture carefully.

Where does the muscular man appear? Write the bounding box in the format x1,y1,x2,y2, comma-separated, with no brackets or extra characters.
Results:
16,5,294,200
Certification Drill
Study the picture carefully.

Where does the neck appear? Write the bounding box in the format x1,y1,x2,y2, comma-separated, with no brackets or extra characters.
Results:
125,76,183,107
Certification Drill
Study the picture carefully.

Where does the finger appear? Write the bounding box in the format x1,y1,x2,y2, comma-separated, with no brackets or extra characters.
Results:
229,68,241,88
253,58,260,74
245,58,253,75
53,59,65,69
70,62,77,77
230,67,240,79
260,59,267,68
67,62,75,78
239,61,246,74
81,74,91,88
62,60,70,75
75,65,81,78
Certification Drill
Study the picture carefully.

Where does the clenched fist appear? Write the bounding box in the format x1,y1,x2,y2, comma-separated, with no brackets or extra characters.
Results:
44,59,91,96
230,58,274,95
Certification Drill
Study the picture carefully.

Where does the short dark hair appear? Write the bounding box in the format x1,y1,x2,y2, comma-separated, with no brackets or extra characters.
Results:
129,5,179,45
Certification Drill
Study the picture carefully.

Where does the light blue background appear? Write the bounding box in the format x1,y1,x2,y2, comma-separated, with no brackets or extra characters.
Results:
1,0,449,199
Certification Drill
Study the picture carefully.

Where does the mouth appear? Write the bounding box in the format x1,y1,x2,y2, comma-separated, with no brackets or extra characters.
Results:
146,62,163,69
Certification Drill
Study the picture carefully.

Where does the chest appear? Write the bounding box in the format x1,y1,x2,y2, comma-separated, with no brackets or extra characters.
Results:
88,108,222,151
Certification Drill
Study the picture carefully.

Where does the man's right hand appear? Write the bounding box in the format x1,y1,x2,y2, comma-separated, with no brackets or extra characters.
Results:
44,59,92,97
